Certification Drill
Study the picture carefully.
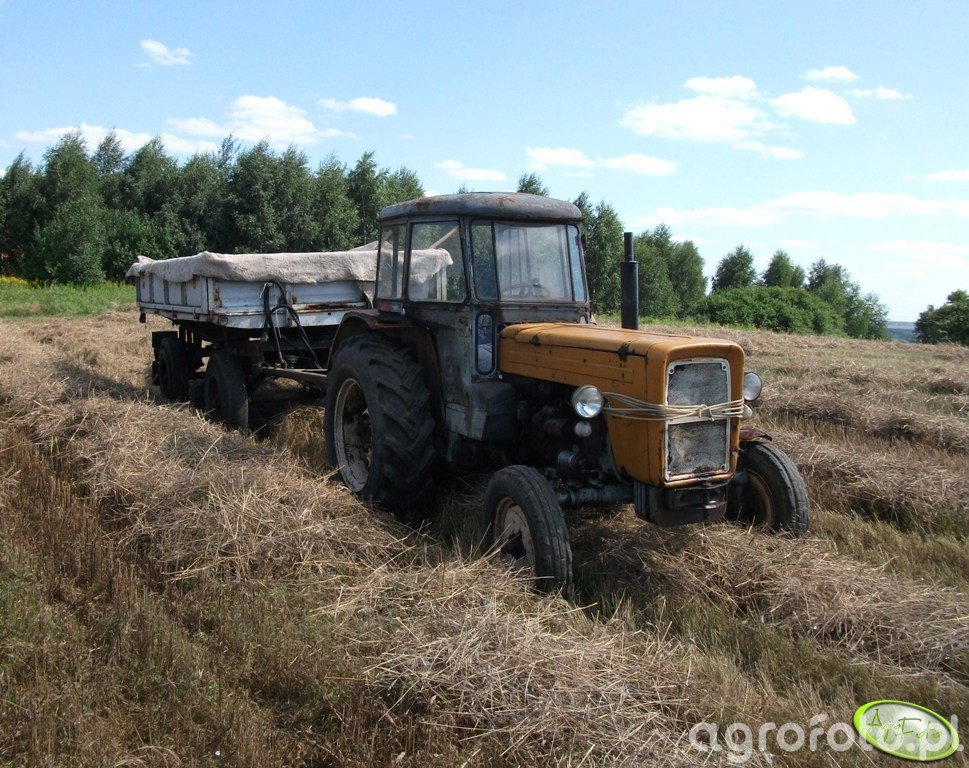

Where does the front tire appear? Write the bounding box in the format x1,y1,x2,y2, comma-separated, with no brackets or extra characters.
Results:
481,466,573,596
324,334,435,508
204,350,249,431
728,441,809,535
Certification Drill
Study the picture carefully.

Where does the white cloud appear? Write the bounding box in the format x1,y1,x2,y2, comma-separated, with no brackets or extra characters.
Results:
634,191,963,229
526,146,594,170
320,96,397,117
621,78,805,159
435,159,507,182
140,39,193,66
850,86,910,100
804,65,859,83
623,94,771,142
13,123,215,155
683,75,758,99
169,95,353,147
526,146,677,176
602,154,677,176
771,87,856,124
735,141,804,160
924,168,969,182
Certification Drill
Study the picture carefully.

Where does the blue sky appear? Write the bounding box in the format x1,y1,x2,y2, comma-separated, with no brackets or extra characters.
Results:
2,0,968,320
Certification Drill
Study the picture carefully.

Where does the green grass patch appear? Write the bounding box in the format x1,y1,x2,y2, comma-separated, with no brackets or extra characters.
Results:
0,280,135,317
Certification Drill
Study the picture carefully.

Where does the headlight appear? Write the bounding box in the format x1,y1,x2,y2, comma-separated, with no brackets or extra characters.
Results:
743,371,763,402
571,385,603,418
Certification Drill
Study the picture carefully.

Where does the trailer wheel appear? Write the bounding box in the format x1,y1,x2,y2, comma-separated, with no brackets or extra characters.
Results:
481,466,573,596
157,337,190,402
204,350,249,431
324,334,434,508
728,441,809,535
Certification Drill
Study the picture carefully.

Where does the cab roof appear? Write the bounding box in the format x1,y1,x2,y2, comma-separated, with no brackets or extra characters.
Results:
379,192,583,223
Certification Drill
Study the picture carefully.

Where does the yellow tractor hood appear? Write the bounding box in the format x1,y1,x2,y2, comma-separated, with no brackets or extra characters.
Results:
498,323,745,486
500,323,736,359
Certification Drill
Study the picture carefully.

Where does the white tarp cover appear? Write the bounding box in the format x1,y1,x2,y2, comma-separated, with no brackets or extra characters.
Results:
126,245,453,284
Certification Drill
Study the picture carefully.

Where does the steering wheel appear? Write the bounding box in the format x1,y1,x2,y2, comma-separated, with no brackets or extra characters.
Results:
504,279,548,298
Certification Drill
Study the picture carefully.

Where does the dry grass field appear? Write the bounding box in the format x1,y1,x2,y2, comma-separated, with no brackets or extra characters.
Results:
0,312,966,767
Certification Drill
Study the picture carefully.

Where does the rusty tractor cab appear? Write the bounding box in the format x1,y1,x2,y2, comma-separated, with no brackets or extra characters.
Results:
323,193,808,595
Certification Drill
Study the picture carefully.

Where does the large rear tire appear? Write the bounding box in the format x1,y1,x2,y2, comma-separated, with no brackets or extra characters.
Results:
324,334,435,508
728,441,809,535
481,466,573,596
204,350,249,431
157,336,190,402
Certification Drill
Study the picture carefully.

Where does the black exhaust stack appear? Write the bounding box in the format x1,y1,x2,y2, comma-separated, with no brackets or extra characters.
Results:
620,231,639,330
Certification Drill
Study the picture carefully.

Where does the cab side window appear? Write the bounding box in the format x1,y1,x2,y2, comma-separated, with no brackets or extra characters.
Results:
376,225,404,300
408,221,466,302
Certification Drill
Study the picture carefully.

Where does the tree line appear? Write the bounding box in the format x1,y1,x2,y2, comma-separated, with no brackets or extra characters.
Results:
0,132,897,340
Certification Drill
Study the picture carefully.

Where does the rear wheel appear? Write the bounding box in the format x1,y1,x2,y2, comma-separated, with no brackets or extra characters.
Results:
157,337,190,401
728,441,809,535
204,350,249,431
482,466,573,596
324,334,435,508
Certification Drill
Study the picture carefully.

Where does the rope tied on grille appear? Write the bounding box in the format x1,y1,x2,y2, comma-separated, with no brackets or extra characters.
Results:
602,392,745,421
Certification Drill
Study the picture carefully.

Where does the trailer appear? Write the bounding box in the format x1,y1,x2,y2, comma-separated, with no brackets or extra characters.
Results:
128,245,452,428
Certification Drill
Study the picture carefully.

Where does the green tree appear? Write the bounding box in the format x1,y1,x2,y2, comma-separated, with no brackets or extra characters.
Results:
667,240,707,313
380,166,424,209
226,141,287,252
712,245,756,292
915,290,969,345
31,195,106,283
761,249,797,287
314,154,360,251
517,172,549,196
633,228,678,317
275,146,321,251
40,131,98,215
93,131,127,209
101,208,172,280
807,259,888,340
174,151,230,254
120,137,178,217
1,154,44,275
574,193,621,313
347,151,386,244
634,224,707,315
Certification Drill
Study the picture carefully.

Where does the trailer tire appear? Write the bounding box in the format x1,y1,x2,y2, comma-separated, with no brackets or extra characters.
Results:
157,337,190,402
325,334,435,509
728,441,809,536
204,350,249,431
481,466,573,596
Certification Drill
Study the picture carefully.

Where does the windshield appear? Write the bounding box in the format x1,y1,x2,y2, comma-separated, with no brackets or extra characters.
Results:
471,222,586,303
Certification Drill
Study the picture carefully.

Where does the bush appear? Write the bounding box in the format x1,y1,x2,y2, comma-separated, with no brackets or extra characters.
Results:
690,286,842,335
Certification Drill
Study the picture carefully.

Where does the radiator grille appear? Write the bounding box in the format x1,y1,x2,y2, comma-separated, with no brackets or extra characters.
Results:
665,358,731,480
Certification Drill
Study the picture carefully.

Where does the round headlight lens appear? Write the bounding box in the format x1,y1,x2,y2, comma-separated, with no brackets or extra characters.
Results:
743,371,763,402
571,385,603,418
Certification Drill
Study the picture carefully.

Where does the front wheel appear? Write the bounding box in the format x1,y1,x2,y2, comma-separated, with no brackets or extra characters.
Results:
481,466,573,596
728,441,809,535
